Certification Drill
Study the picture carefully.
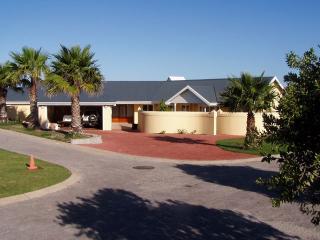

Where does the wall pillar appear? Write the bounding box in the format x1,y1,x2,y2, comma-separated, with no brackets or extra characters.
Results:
133,104,142,124
173,103,177,112
102,105,112,131
38,106,48,128
213,110,217,135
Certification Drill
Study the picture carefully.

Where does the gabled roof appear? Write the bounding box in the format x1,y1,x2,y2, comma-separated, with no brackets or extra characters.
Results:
269,76,285,91
7,76,278,105
165,85,214,106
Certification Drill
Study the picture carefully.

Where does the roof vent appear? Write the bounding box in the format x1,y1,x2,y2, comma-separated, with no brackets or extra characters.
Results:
167,76,186,81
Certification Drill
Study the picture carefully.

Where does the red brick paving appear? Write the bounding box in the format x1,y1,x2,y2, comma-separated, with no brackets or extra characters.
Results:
83,130,257,161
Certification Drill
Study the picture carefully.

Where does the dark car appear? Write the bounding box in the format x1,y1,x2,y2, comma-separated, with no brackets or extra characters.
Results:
82,111,101,128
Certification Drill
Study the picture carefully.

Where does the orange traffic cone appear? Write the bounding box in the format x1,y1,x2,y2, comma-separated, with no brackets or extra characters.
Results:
27,155,38,170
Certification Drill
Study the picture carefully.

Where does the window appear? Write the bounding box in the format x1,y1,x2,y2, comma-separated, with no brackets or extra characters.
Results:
200,106,207,112
143,105,153,111
181,104,190,111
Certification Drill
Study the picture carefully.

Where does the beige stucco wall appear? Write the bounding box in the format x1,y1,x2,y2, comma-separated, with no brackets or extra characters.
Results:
217,112,262,135
7,105,30,121
216,111,278,135
138,111,216,134
138,110,279,136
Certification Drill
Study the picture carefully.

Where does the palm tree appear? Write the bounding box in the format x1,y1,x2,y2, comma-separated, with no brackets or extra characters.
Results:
10,47,48,128
221,72,276,147
45,45,104,133
0,62,21,122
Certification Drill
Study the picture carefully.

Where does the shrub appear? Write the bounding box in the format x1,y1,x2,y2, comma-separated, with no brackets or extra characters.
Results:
159,99,170,111
177,129,187,134
259,47,320,225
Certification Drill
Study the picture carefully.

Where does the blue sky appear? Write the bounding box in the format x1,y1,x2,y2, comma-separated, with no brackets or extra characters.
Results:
0,0,319,82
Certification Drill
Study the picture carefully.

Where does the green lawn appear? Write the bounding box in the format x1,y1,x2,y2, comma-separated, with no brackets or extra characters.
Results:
0,122,88,142
0,148,71,198
216,138,282,156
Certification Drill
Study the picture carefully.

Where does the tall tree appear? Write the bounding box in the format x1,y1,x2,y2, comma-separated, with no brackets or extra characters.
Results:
0,62,21,122
261,47,320,225
221,72,276,147
45,45,103,133
10,47,48,128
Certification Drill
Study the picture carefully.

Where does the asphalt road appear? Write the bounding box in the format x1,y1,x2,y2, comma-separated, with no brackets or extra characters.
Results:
0,129,319,240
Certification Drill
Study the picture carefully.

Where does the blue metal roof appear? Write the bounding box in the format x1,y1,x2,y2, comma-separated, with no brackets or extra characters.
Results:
7,77,275,104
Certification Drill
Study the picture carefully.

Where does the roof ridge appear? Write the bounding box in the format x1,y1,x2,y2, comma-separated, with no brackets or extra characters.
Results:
104,80,163,83
186,76,275,81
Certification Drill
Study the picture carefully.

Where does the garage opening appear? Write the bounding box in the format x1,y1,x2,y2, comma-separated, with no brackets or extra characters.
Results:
47,106,103,129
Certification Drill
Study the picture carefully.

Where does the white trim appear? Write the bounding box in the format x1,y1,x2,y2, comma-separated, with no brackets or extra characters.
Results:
114,101,158,105
8,101,159,106
6,101,30,105
165,85,216,106
269,76,285,90
37,102,116,106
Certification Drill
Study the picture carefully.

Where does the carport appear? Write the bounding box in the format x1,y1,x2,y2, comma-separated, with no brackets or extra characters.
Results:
38,103,113,131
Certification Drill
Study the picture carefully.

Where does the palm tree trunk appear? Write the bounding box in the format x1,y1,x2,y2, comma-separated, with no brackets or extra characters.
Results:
0,87,8,123
28,79,39,128
71,95,82,133
244,110,256,147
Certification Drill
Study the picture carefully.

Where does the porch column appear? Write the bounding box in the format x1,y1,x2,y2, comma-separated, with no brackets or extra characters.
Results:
173,103,177,112
102,105,112,131
38,106,48,128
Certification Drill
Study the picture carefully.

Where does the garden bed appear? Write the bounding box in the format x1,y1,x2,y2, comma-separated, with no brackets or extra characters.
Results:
0,122,90,142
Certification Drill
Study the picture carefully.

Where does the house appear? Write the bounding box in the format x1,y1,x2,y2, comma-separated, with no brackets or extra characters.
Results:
6,76,284,134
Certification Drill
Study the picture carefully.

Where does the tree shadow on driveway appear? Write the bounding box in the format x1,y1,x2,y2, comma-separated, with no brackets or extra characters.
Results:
151,135,214,146
56,188,297,240
176,165,278,198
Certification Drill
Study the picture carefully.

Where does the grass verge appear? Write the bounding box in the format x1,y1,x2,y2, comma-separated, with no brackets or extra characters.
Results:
216,138,282,156
0,122,89,142
0,148,71,198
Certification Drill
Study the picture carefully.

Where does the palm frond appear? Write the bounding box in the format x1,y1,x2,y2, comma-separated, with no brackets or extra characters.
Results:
0,61,21,90
45,45,104,97
45,73,78,96
10,47,48,84
221,72,276,112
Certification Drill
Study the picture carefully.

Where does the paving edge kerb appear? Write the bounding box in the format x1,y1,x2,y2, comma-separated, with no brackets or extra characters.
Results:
71,134,102,144
0,173,81,207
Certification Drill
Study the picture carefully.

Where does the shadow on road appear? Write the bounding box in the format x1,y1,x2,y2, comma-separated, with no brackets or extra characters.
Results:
176,164,278,197
56,188,296,240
